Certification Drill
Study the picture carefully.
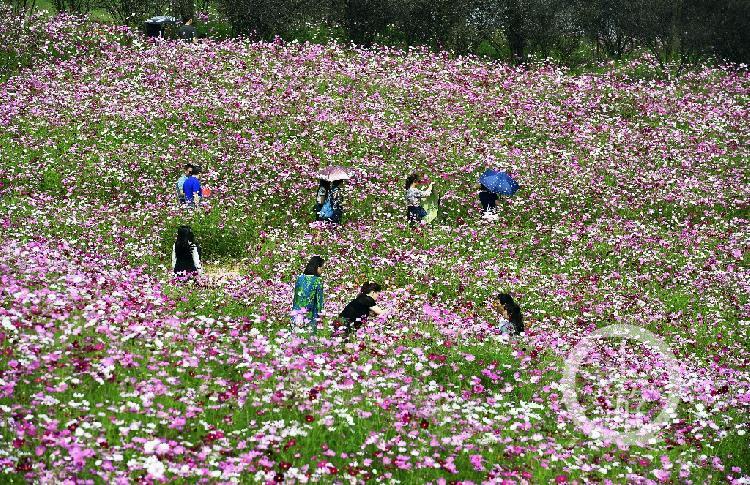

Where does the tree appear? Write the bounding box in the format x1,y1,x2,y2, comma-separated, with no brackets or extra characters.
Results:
394,0,478,51
329,0,396,46
172,0,193,21
4,0,38,16
574,0,636,59
475,0,571,64
216,0,320,39
688,0,750,64
100,0,166,24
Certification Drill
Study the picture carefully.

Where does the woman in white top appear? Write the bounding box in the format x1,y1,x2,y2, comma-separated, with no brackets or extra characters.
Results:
172,225,202,276
405,173,433,226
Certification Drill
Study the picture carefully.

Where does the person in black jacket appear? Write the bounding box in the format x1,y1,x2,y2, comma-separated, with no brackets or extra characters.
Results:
172,225,202,276
178,16,198,43
478,183,499,214
338,282,385,337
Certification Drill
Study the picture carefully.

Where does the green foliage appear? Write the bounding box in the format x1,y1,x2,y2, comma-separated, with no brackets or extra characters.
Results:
15,0,750,67
161,206,259,262
285,22,346,45
40,168,64,195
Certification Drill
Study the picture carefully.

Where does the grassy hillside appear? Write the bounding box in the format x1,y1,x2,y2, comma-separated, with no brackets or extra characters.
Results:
0,11,748,484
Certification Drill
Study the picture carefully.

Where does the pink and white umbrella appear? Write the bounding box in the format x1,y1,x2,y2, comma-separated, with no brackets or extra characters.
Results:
317,166,351,182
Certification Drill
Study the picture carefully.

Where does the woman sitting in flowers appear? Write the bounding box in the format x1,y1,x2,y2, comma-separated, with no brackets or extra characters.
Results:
292,256,325,334
494,293,524,335
337,282,386,337
405,173,433,225
171,225,202,277
315,179,343,223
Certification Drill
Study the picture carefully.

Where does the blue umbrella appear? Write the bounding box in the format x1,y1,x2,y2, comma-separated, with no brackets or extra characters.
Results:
479,169,519,195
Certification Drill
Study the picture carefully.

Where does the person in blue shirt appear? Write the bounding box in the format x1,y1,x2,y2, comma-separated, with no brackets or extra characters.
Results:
182,168,202,207
176,164,192,205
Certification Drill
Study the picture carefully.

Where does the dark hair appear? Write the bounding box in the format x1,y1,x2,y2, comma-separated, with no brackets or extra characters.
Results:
303,256,324,276
360,282,382,295
184,164,193,174
498,293,524,334
332,180,343,188
182,14,192,23
175,225,195,260
479,183,490,192
405,173,421,190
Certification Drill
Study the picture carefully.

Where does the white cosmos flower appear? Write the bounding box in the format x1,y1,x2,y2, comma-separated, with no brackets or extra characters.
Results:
144,455,166,480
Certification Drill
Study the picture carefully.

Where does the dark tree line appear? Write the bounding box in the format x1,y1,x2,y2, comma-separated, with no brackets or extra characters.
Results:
5,0,748,65
215,0,749,65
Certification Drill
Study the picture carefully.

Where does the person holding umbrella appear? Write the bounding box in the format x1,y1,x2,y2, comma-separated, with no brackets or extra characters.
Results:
478,183,499,214
315,166,349,223
478,169,519,219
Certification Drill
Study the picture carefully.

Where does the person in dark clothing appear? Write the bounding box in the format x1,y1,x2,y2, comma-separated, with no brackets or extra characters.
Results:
172,225,202,276
315,179,343,223
495,293,524,335
478,184,499,213
178,16,197,43
338,282,385,336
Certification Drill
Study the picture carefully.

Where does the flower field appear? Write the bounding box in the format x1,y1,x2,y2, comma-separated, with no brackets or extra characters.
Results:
1,12,749,484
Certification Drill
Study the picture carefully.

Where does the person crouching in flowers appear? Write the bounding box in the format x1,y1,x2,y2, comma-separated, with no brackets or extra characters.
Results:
494,293,524,335
172,225,202,278
337,282,386,337
292,256,325,334
405,173,433,226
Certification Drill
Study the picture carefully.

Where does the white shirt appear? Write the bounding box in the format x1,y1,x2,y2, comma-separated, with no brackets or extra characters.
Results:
406,185,432,207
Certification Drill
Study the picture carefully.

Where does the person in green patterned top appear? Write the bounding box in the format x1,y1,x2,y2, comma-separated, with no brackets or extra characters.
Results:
292,256,325,334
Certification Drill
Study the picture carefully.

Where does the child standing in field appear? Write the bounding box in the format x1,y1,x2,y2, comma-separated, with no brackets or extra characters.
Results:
337,282,386,337
405,173,433,225
292,256,325,334
172,225,202,277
